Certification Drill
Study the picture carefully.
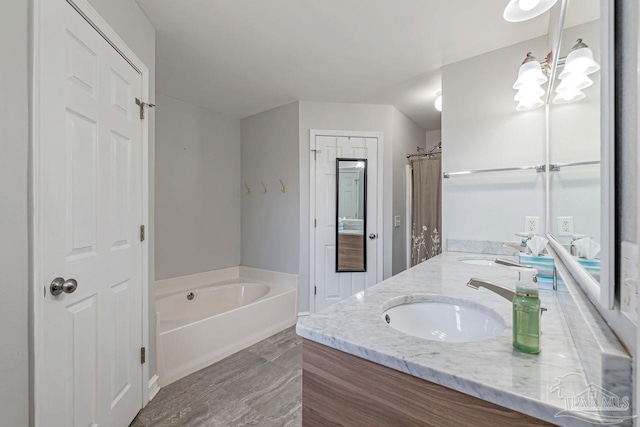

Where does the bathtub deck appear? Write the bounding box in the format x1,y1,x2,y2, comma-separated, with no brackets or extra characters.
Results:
131,327,302,427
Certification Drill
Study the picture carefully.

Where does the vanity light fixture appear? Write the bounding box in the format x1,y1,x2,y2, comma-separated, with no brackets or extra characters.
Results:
553,39,600,104
434,91,442,112
503,0,558,23
513,53,547,111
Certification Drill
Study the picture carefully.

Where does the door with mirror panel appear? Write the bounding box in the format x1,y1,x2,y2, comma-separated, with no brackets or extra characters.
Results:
313,135,379,312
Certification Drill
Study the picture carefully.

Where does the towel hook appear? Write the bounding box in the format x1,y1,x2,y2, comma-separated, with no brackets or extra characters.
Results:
279,179,286,193
261,181,268,195
243,182,252,195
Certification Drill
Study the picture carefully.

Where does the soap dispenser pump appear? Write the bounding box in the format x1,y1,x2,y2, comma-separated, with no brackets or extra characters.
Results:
512,268,542,354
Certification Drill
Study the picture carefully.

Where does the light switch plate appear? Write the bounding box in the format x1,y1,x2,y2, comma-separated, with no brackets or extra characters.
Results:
557,216,574,236
524,216,540,234
394,215,401,227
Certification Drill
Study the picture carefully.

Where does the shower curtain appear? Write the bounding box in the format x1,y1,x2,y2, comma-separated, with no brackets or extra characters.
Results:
410,156,442,266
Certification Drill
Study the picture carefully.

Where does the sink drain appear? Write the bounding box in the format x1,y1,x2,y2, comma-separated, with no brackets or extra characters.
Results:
186,292,196,301
385,314,391,324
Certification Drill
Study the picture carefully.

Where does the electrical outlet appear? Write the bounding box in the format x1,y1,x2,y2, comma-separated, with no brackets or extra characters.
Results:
557,216,574,236
394,215,401,227
524,216,540,234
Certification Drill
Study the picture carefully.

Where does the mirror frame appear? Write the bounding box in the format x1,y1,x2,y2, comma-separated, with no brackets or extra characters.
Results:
546,0,615,311
335,158,368,273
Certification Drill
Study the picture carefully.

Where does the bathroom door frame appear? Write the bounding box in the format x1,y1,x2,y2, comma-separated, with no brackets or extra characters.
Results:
309,130,384,313
31,0,152,424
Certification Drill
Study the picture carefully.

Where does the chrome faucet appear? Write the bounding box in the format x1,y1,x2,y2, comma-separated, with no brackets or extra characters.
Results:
466,278,516,302
467,278,548,316
494,258,533,269
502,242,527,253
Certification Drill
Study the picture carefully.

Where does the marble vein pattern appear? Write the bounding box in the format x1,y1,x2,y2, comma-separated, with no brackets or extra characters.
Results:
131,327,302,427
447,239,520,255
296,252,632,426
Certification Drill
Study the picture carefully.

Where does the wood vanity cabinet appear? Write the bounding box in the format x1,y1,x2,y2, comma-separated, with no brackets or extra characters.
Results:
302,340,553,426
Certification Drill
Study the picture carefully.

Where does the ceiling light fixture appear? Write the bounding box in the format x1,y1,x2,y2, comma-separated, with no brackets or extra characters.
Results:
553,39,600,104
434,91,442,112
503,0,558,22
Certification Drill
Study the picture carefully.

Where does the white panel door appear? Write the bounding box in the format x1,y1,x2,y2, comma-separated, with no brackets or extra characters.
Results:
314,136,378,311
39,1,143,426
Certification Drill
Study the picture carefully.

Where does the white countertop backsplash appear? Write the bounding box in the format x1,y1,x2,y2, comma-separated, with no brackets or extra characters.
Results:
297,252,632,426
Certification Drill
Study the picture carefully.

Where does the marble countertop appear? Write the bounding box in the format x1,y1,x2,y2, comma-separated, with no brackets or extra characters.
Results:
296,253,620,426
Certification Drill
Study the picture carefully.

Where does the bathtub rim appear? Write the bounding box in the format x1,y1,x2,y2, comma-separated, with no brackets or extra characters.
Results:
157,282,295,334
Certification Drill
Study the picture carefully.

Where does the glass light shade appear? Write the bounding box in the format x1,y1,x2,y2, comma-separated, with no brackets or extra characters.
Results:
434,92,442,112
518,0,540,11
558,47,600,79
552,90,586,104
516,97,544,111
514,84,545,101
503,0,558,22
555,75,593,93
513,61,548,89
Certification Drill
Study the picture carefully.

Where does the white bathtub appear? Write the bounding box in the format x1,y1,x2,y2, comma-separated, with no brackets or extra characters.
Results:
156,267,298,386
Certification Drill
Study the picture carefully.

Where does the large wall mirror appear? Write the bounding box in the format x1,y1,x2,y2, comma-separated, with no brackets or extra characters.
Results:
547,0,614,309
336,159,367,272
440,0,613,309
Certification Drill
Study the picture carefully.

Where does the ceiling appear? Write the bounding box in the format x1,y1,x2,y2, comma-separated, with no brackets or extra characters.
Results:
136,0,599,131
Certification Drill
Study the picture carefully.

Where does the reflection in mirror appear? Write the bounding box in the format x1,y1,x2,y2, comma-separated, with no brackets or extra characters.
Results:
549,5,602,284
336,159,367,272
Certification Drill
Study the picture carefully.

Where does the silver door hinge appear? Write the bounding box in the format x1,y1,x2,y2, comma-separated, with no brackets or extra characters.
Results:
314,286,317,296
311,149,321,160
141,347,146,364
135,98,155,119
140,225,145,242
314,218,317,228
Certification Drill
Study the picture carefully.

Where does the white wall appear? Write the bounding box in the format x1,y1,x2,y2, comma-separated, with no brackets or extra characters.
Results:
241,102,300,274
442,35,548,244
1,0,29,424
155,93,241,279
392,108,426,275
425,129,441,149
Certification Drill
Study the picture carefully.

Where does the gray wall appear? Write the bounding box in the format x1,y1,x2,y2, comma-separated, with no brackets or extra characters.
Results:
155,93,242,279
240,102,300,274
1,0,29,425
391,108,426,275
442,35,548,244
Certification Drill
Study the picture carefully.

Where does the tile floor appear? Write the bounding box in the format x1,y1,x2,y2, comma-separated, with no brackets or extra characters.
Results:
131,326,302,427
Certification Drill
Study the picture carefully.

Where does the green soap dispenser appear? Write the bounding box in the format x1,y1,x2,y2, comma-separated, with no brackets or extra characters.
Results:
512,269,542,354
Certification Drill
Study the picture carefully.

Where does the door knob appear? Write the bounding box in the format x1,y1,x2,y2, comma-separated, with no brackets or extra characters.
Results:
369,233,377,240
50,277,78,296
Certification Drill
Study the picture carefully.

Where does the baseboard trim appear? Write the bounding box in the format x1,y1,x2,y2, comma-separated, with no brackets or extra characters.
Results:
297,311,310,318
148,374,160,402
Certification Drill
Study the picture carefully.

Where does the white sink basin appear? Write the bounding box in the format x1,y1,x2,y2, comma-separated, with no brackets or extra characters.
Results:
381,295,505,343
458,257,496,266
